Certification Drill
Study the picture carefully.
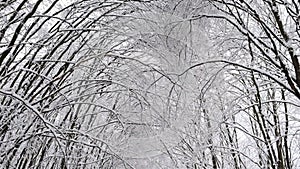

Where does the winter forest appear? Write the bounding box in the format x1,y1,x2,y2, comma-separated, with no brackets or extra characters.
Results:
1,0,300,168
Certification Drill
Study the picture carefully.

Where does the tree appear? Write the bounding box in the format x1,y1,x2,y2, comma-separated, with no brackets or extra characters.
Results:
174,0,300,168
0,0,147,168
2,0,300,168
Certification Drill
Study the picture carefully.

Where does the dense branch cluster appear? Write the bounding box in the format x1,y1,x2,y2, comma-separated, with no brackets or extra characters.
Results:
0,0,300,169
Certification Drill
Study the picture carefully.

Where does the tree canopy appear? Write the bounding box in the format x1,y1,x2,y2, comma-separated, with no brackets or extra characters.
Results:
1,0,300,168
